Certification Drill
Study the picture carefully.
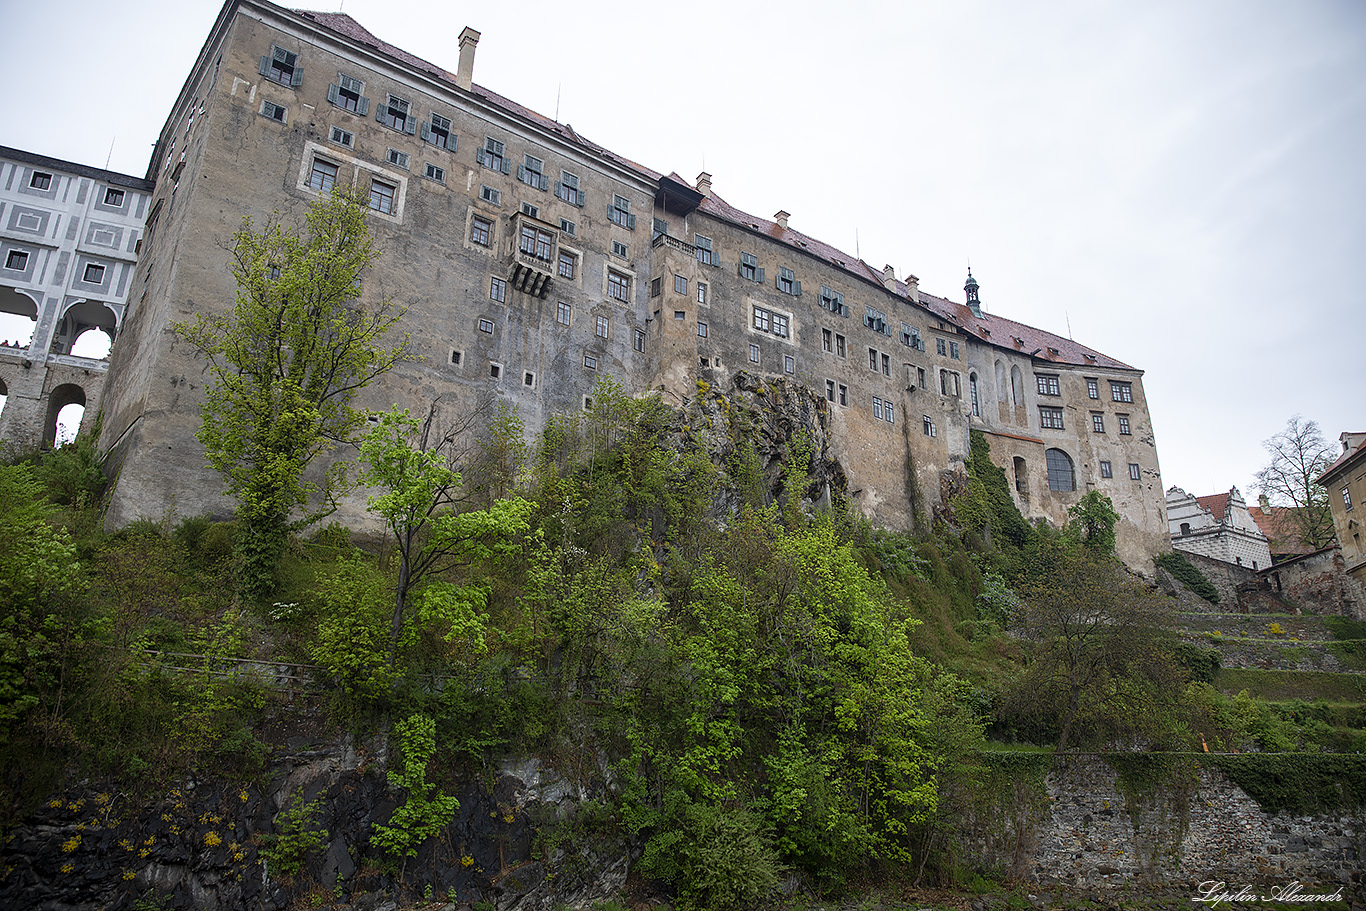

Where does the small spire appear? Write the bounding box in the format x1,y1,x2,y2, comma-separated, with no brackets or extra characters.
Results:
964,266,982,318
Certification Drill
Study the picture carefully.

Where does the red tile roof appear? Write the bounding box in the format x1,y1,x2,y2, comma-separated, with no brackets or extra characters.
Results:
1195,493,1230,522
1247,505,1317,556
294,9,1135,373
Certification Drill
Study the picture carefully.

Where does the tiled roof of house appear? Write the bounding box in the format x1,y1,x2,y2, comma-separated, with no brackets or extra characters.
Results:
1195,493,1230,522
294,9,1134,374
1248,505,1317,556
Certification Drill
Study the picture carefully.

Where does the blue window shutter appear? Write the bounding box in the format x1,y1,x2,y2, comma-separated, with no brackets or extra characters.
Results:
627,213,636,229
327,83,339,105
738,261,745,278
794,280,802,296
421,122,431,142
539,174,549,191
477,148,488,167
554,180,562,197
575,189,585,206
292,67,303,87
357,96,369,116
376,104,385,124
448,134,456,152
259,56,270,77
517,165,527,182
501,158,511,175
404,115,416,134
757,267,765,284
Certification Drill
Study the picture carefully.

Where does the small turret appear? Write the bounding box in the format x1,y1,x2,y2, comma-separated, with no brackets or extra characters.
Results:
965,268,983,318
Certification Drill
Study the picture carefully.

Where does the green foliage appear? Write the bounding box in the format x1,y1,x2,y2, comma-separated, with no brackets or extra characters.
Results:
1171,641,1221,684
1324,616,1366,642
309,557,393,704
1064,491,1120,556
261,790,330,876
174,188,408,603
975,570,1022,628
371,713,460,860
960,430,1034,551
639,802,783,911
1205,753,1366,815
1154,551,1219,604
32,430,106,507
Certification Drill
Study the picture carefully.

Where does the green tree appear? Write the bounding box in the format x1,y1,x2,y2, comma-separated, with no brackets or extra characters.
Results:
175,188,409,604
1255,415,1337,550
371,713,460,864
1065,490,1120,555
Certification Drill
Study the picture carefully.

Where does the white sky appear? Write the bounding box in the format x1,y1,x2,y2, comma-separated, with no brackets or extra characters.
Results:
2,0,1362,490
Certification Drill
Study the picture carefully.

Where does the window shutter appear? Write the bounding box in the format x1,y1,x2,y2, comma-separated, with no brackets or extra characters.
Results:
476,149,488,167
404,115,416,134
376,104,385,124
539,174,549,191
328,83,339,105
738,261,745,278
259,56,270,77
500,158,511,175
357,96,369,116
576,189,585,206
448,135,457,152
794,281,802,296
757,267,765,284
554,180,562,197
421,122,431,141
292,67,303,87
627,213,636,229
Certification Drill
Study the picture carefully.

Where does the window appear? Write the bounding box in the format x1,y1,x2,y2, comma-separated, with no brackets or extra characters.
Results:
24,171,49,191
1091,412,1105,433
558,250,577,279
471,216,492,247
519,225,553,261
697,282,707,304
838,384,848,406
387,149,409,169
650,277,662,298
368,179,396,214
608,270,630,301
698,321,709,338
695,234,716,266
826,380,836,402
777,266,800,295
330,126,353,147
480,185,501,205
477,137,510,173
309,158,338,191
479,317,495,333
740,252,762,283
674,310,686,321
882,353,891,376
1039,406,1064,429
488,277,505,303
261,100,286,122
424,114,453,150
773,313,790,338
329,74,367,113
917,366,926,388
524,371,535,387
103,187,125,207
950,341,960,359
970,373,980,416
940,370,961,397
936,337,946,356
923,415,936,437
520,202,539,218
556,301,572,325
873,398,884,421
555,171,584,205
450,350,463,366
1086,378,1099,399
595,316,610,339
518,155,546,189
83,263,105,283
583,354,597,370
1118,414,1131,435
753,307,771,333
819,286,845,315
379,95,415,133
1129,462,1142,481
1100,461,1112,479
425,163,445,183
784,354,795,374
749,343,760,364
260,46,301,86
489,362,502,379
674,274,687,295
822,329,832,352
836,334,846,357
5,251,29,271
901,323,923,349
652,217,669,240
609,195,635,228
865,306,888,334
884,401,895,424
634,329,646,352
1111,380,1133,403
1344,487,1353,510
869,348,879,371
1046,449,1075,491
612,241,628,258
1037,374,1060,396
559,218,576,236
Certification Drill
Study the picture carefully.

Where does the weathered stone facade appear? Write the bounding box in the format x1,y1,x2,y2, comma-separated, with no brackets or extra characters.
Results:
93,0,1170,569
0,146,153,448
1320,432,1366,588
1168,485,1273,571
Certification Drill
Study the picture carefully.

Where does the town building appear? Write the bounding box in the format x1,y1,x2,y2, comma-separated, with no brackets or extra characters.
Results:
1318,432,1366,587
1248,496,1318,562
1166,486,1273,571
92,0,1169,569
0,146,153,447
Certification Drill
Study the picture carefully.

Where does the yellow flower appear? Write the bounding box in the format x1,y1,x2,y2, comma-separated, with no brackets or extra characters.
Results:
239,789,249,802
47,799,63,810
61,835,81,853
204,831,222,848
144,835,156,846
461,854,474,868
122,869,136,881
119,839,134,852
138,848,151,859
95,793,111,805
61,863,73,874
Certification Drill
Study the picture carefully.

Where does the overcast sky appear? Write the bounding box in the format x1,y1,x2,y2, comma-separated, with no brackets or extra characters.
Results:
2,0,1362,495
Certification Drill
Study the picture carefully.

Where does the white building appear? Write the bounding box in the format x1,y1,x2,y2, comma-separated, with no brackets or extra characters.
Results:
1167,485,1273,571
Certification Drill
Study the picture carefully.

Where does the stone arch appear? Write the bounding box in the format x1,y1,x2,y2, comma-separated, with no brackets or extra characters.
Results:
0,286,40,348
1045,448,1075,492
53,300,119,357
45,383,87,447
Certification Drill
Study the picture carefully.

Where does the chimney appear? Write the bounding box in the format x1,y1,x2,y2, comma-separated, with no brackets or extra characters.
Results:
695,171,712,197
905,273,920,303
774,210,789,230
456,27,480,90
881,264,897,290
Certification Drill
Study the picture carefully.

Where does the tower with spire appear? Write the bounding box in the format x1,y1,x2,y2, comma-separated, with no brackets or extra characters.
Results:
965,267,983,318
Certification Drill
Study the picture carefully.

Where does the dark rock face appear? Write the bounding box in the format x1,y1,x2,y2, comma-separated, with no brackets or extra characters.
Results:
0,743,628,911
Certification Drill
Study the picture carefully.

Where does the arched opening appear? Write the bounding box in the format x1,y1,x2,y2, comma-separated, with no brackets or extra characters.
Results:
46,383,86,448
995,360,1008,400
969,372,980,417
53,300,118,357
1180,522,1191,536
1045,448,1075,492
1010,365,1024,407
0,374,8,425
0,286,39,349
1012,456,1028,496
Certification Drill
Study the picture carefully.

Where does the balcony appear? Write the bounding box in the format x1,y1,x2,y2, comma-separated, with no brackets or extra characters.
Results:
506,212,557,299
651,232,697,256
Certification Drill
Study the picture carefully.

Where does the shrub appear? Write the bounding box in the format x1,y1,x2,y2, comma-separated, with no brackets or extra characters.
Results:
260,790,329,876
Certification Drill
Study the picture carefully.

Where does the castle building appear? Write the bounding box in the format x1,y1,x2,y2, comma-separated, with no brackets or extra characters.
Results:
0,146,153,447
1166,485,1273,571
93,0,1169,568
1319,432,1366,587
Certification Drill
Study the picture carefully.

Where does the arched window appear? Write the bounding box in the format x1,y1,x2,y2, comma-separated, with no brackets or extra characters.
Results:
1013,456,1028,495
969,372,980,417
1045,448,1075,492
1010,365,1024,407
1180,522,1191,536
995,360,1008,401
